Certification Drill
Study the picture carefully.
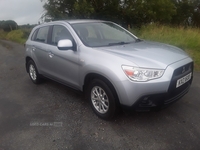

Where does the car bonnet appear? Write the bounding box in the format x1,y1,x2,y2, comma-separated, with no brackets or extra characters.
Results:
94,41,189,69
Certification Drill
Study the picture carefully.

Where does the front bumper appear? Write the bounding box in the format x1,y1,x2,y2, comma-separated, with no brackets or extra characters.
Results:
115,58,193,111
122,77,192,111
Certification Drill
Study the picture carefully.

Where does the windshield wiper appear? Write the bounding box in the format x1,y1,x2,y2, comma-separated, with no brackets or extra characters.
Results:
108,41,129,46
108,39,143,46
135,38,143,42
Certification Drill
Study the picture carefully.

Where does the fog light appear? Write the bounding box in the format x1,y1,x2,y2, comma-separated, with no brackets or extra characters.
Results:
142,97,149,104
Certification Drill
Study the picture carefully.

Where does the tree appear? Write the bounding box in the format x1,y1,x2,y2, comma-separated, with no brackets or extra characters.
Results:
119,0,176,27
88,0,121,21
73,0,94,18
191,0,200,27
41,0,76,21
42,0,200,27
0,20,18,32
171,0,194,25
41,0,121,21
0,21,5,29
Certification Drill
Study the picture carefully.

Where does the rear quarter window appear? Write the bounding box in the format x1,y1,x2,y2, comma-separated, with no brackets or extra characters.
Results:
31,29,38,41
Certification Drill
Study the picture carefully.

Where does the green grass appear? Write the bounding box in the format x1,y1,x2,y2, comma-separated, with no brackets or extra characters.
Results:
0,29,29,44
131,24,200,71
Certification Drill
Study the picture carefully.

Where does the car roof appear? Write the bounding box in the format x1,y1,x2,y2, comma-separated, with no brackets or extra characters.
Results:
66,19,105,24
53,19,107,24
39,19,109,26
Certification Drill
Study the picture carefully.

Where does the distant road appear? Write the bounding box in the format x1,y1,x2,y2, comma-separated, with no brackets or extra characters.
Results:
0,40,200,150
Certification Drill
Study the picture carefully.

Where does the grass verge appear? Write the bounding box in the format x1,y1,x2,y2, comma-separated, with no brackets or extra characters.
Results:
0,29,28,44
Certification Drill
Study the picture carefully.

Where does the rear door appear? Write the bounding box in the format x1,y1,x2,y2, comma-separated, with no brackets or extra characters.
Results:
30,26,50,74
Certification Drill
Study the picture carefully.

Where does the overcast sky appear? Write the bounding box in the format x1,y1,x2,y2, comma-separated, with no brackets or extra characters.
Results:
0,0,45,25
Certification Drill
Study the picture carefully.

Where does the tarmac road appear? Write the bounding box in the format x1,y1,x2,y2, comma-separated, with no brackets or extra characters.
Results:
0,40,200,150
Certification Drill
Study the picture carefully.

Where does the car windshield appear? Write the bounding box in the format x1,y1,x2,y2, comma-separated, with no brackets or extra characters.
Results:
71,22,137,47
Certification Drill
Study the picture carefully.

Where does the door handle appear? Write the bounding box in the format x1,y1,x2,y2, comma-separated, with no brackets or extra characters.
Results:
48,52,54,58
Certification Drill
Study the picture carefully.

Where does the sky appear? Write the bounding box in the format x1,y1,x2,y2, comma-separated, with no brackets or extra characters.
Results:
0,0,45,25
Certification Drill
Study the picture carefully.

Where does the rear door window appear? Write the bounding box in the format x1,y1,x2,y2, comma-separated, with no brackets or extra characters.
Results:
34,26,49,43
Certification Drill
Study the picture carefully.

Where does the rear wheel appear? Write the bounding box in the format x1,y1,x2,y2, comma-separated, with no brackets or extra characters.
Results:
27,60,42,84
87,79,119,120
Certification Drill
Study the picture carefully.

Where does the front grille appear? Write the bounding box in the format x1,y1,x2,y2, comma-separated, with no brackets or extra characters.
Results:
165,62,193,104
173,62,193,76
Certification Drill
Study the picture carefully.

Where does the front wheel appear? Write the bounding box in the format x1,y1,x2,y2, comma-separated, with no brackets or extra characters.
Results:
87,79,119,120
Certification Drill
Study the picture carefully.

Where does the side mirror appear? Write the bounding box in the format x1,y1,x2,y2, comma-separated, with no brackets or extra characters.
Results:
57,39,73,50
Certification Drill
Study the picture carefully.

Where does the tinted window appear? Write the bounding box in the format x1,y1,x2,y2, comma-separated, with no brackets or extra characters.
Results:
35,26,49,43
51,25,73,45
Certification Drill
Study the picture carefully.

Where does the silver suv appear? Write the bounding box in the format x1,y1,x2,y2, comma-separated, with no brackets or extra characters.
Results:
25,20,193,119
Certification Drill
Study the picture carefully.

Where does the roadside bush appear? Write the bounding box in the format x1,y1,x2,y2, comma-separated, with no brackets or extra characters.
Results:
6,29,26,44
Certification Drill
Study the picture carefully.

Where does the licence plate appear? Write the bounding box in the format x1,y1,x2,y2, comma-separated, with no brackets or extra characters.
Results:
176,73,192,88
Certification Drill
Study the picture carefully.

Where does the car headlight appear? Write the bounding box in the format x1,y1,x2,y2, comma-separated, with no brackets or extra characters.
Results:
122,65,164,82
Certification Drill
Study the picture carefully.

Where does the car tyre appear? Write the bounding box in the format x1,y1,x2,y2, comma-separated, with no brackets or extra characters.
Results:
87,79,118,120
27,60,42,84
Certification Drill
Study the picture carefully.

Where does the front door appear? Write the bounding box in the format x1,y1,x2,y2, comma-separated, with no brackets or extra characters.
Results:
46,25,80,89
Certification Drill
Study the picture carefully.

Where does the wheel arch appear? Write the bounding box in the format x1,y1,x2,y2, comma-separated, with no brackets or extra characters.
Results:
25,56,33,72
83,73,121,105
